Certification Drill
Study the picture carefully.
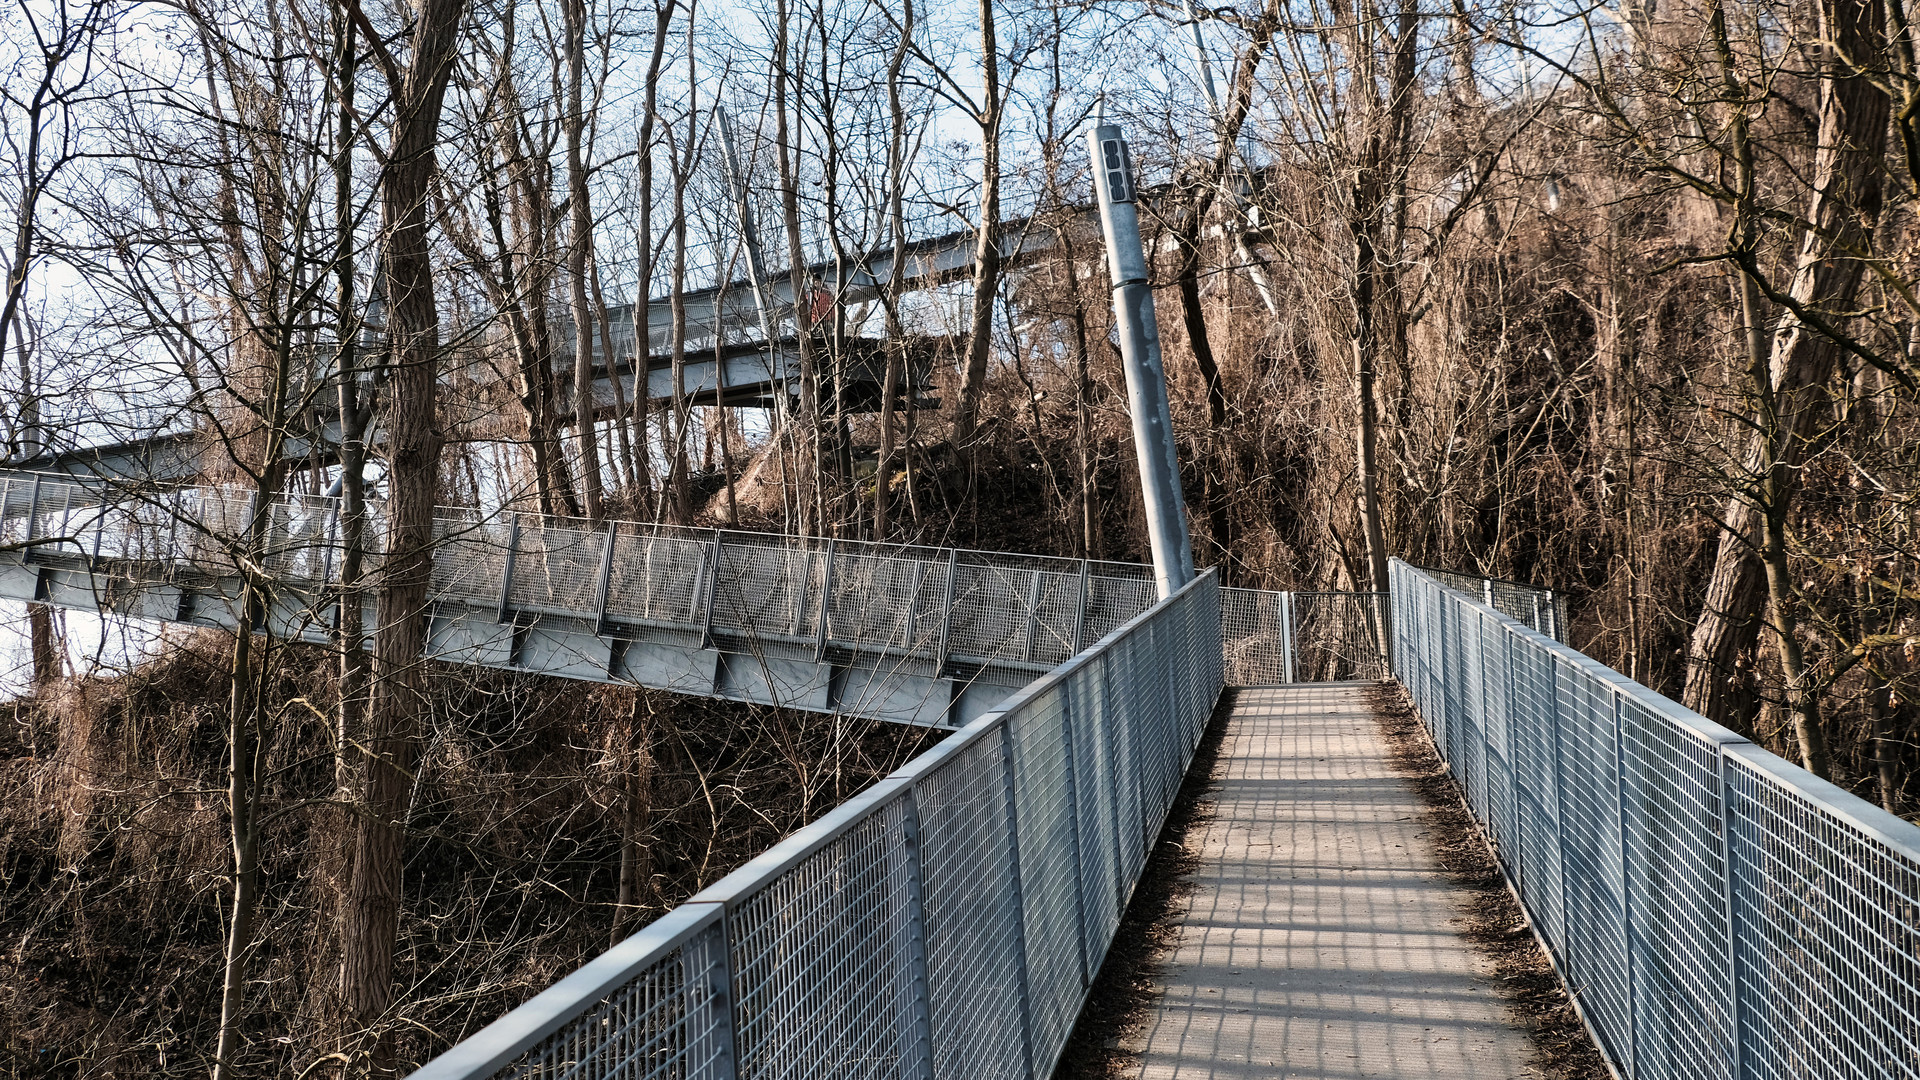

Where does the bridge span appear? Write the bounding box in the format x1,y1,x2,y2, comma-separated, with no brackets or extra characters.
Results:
0,469,1384,727
399,561,1920,1080
2,466,1911,1080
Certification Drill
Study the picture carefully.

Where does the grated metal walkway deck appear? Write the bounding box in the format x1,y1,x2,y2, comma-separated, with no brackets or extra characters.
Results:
1127,684,1539,1080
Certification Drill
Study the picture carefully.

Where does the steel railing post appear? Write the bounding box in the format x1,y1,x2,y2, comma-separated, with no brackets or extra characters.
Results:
900,789,938,1080
997,721,1037,1079
814,537,837,662
701,531,722,643
57,483,74,557
23,474,41,559
1502,630,1524,896
1279,591,1294,684
934,549,958,674
1022,569,1043,661
1545,648,1573,965
1717,747,1748,1080
594,520,617,634
89,498,106,566
1609,692,1640,1080
1061,677,1091,989
496,513,521,625
1071,561,1090,655
321,505,340,587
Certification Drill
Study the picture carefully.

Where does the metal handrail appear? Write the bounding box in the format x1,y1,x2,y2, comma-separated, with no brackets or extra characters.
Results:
408,570,1224,1079
1390,558,1920,1080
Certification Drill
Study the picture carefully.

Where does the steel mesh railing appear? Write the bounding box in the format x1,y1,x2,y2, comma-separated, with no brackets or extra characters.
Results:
0,469,1375,689
407,570,1223,1080
1390,559,1920,1080
1218,588,1390,683
1419,564,1569,642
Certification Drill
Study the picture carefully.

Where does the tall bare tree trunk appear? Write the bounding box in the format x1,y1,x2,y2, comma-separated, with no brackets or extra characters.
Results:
340,1,465,1069
774,0,824,534
325,1,372,1052
1683,0,1889,730
949,0,1001,463
628,2,672,517
563,0,603,521
873,0,912,541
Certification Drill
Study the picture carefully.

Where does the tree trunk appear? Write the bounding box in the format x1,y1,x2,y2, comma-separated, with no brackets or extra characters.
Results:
563,0,603,521
340,0,465,1068
613,702,654,938
950,0,1001,464
873,0,912,541
1683,0,1889,726
628,3,672,517
774,0,824,535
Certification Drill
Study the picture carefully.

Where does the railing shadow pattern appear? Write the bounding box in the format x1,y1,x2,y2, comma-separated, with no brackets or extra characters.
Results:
1391,559,1920,1080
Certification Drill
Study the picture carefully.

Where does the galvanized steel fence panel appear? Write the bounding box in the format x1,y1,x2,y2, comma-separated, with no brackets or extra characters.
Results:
1419,564,1569,642
1390,559,1920,1080
408,570,1223,1080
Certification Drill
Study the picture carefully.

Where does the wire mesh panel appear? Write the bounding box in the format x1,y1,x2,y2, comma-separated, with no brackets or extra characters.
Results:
431,513,508,604
944,563,1037,665
507,925,717,1080
1290,592,1390,681
1420,564,1568,643
606,531,709,627
1389,560,1920,1080
1008,684,1084,1057
728,795,921,1080
1617,697,1734,1080
1508,629,1567,951
822,550,927,652
1219,587,1287,684
1552,654,1634,1066
509,522,605,618
916,727,1028,1080
1082,574,1155,648
1026,571,1085,668
710,539,814,640
1726,751,1920,1080
1066,660,1121,961
406,570,1223,1080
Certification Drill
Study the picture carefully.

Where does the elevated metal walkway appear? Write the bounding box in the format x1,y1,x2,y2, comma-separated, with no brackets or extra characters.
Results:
400,560,1920,1080
0,470,1383,727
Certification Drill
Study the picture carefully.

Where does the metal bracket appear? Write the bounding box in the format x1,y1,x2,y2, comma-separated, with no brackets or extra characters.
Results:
496,512,521,625
1071,561,1090,655
813,538,837,662
934,549,958,676
700,530,721,646
594,520,617,635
